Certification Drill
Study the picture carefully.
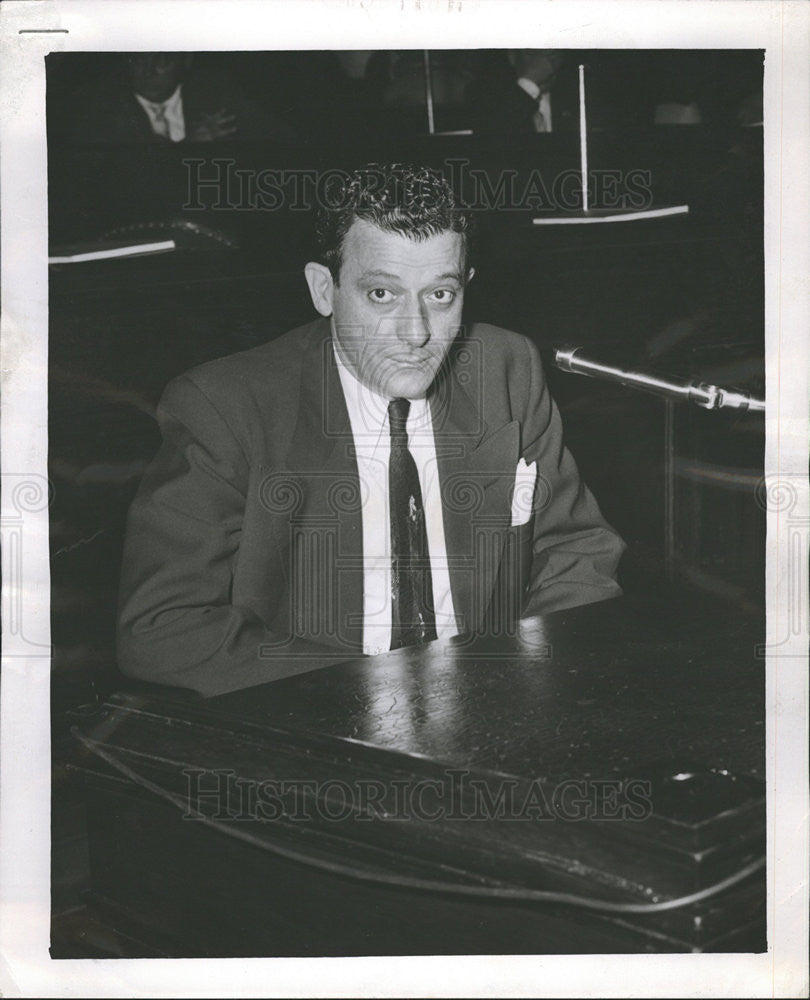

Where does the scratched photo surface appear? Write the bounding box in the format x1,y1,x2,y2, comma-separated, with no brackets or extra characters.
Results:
47,48,767,958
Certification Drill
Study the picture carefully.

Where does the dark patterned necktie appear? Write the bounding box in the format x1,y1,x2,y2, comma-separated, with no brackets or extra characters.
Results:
388,398,437,650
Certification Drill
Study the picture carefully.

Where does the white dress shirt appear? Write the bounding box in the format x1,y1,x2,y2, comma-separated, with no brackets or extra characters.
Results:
334,345,459,654
134,84,186,142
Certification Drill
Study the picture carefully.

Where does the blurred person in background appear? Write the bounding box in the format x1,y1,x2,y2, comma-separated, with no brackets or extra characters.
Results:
60,52,296,144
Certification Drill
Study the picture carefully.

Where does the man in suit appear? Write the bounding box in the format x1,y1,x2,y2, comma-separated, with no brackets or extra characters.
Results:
118,163,624,697
466,50,570,135
61,52,296,144
465,50,650,135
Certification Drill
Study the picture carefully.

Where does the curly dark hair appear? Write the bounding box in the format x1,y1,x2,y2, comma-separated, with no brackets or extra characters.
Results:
315,162,473,283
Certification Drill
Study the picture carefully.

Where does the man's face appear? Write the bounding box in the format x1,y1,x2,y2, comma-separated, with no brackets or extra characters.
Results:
326,219,468,400
126,53,185,103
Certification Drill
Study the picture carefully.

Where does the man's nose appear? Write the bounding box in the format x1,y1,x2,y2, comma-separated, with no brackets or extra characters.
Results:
395,307,431,349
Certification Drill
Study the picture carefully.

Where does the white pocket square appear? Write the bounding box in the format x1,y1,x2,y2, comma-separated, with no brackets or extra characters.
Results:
511,457,537,527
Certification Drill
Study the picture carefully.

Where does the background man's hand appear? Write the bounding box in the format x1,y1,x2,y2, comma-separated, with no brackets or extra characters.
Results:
188,109,237,142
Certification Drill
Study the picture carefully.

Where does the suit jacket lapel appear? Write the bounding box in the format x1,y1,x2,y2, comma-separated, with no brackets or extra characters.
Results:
431,341,519,633
285,322,364,652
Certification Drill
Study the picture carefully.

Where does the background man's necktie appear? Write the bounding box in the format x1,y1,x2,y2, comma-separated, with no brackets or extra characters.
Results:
388,398,437,650
532,102,549,132
149,102,169,138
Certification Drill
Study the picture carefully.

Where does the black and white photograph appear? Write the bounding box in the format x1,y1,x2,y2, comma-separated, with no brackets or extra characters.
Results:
1,1,808,996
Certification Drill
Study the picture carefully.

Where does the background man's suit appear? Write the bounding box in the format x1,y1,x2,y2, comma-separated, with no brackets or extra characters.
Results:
118,318,624,696
61,64,296,144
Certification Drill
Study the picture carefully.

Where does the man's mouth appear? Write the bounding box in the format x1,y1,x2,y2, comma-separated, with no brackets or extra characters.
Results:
387,353,436,368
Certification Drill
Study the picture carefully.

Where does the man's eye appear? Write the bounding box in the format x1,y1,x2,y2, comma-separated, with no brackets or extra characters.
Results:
368,288,394,303
427,289,456,304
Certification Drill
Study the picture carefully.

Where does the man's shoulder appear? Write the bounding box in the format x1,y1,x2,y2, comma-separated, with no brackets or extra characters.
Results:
173,318,326,396
465,322,531,351
450,323,546,413
461,322,540,369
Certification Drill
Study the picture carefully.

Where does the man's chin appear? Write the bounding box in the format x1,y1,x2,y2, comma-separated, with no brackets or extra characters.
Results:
380,372,436,400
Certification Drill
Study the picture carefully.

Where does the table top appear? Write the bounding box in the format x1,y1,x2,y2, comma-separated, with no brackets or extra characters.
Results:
205,594,765,784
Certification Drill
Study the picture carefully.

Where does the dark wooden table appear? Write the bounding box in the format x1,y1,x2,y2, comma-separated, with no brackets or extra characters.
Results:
68,596,766,957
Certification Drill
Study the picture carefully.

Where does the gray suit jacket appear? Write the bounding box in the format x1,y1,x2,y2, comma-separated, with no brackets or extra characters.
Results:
117,318,624,695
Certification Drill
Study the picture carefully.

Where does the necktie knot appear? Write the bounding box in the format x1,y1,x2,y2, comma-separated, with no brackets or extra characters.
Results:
388,398,410,441
147,100,170,138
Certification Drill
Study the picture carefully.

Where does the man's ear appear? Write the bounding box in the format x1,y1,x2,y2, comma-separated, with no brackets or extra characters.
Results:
304,262,335,317
466,266,475,284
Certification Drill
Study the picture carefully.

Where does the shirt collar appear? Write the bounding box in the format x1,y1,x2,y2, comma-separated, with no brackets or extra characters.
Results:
135,83,183,115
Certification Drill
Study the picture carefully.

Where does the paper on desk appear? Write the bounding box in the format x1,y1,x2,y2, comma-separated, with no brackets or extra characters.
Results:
511,457,537,526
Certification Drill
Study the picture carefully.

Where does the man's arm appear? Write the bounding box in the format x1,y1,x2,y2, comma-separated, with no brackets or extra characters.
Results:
117,375,350,697
518,337,625,615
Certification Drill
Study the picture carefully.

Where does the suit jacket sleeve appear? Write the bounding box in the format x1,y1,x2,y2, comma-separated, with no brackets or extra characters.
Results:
117,375,350,697
518,337,625,615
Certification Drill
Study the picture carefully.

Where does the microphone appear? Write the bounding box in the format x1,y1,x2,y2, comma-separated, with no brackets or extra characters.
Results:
554,347,765,413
